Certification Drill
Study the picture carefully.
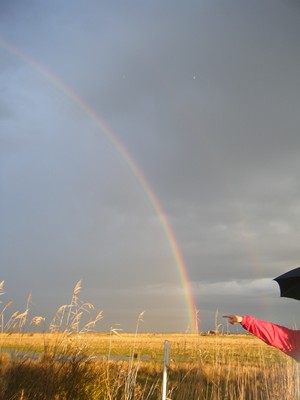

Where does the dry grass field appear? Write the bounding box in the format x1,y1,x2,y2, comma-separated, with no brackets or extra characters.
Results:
0,331,299,399
0,281,298,399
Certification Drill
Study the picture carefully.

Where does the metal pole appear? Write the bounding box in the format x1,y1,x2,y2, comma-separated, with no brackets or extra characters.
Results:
162,340,170,400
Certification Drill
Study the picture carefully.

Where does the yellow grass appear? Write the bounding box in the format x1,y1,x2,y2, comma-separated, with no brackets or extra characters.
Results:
0,331,298,399
0,281,298,399
0,331,286,363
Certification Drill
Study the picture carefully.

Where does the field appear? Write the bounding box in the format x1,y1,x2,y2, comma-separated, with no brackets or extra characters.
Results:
0,331,299,400
0,281,298,399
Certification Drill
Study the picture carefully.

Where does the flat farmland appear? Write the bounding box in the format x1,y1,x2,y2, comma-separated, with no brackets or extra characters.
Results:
0,332,286,364
0,332,298,399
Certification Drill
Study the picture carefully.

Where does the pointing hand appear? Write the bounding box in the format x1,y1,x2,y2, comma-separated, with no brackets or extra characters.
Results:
223,315,243,325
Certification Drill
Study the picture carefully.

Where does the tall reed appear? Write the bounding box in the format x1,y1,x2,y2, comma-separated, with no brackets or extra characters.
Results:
0,281,299,399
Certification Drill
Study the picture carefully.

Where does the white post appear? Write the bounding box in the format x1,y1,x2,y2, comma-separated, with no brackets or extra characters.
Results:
162,340,170,400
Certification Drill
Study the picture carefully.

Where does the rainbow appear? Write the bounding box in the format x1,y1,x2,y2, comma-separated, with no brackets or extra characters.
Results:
0,37,197,331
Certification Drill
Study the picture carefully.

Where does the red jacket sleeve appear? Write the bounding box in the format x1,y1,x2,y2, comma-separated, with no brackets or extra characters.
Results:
241,315,300,362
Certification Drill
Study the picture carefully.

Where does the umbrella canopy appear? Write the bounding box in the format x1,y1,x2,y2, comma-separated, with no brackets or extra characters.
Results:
274,267,300,301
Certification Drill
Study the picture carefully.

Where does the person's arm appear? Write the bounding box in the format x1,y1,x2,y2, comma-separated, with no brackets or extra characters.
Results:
239,315,292,352
223,314,300,361
223,314,289,348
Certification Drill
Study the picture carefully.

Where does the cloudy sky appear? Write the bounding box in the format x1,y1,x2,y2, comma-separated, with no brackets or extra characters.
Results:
1,0,300,332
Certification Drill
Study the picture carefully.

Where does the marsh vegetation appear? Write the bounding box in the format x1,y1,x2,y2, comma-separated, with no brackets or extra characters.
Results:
0,281,298,399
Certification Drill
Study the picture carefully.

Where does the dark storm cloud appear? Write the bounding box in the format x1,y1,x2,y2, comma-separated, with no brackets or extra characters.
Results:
1,0,300,330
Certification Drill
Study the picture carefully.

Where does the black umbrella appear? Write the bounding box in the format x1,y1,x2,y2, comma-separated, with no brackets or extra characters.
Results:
274,267,300,301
